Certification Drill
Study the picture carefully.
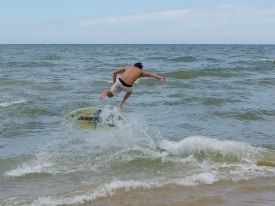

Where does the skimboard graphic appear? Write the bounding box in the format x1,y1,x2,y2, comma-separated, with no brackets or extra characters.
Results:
65,107,122,129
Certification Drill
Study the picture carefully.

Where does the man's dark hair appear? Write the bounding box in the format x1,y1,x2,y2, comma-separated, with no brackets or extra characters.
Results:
134,62,143,69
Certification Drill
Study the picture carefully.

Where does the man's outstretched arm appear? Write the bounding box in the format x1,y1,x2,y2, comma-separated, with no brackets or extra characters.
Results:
141,71,165,81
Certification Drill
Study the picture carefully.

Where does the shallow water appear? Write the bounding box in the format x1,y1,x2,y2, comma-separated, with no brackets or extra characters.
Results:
0,44,275,205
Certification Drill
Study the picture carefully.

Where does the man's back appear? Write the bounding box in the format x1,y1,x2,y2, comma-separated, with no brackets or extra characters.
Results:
120,66,143,85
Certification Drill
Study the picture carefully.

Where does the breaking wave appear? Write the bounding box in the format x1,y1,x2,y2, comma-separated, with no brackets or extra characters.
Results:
0,100,26,107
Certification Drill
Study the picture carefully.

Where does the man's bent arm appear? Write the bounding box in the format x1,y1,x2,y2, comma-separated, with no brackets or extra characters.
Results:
112,67,125,83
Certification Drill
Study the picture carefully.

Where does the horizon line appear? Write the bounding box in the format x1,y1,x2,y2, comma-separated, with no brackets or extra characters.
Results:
1,43,275,45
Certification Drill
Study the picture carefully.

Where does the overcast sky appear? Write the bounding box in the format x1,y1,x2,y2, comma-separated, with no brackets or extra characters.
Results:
1,0,275,44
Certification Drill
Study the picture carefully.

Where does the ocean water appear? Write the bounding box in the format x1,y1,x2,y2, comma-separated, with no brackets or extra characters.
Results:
0,44,275,206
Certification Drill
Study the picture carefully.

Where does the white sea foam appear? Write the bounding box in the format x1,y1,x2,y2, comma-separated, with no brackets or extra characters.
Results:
29,180,153,206
29,175,219,206
226,163,275,182
159,136,258,160
15,135,275,206
172,172,218,186
262,58,275,63
99,106,125,128
28,165,275,206
0,99,26,107
5,151,54,177
5,162,53,177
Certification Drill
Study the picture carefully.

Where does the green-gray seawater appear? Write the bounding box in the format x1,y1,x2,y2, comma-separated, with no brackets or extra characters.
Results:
1,44,275,205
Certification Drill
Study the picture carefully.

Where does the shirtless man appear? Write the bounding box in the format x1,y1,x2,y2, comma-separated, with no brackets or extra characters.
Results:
100,62,165,108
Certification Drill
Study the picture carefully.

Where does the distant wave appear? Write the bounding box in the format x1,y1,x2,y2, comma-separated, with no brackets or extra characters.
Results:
43,55,63,61
237,111,264,121
0,77,33,87
148,56,168,61
206,57,220,62
4,61,57,68
262,58,275,64
212,109,275,121
236,77,275,86
0,100,26,107
202,97,241,106
166,69,237,79
0,100,55,118
169,56,197,63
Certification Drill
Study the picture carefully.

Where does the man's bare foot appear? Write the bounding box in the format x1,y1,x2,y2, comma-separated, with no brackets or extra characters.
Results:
100,91,107,100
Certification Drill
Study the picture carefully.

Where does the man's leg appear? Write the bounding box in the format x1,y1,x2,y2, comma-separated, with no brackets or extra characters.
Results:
100,90,113,100
119,91,132,108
